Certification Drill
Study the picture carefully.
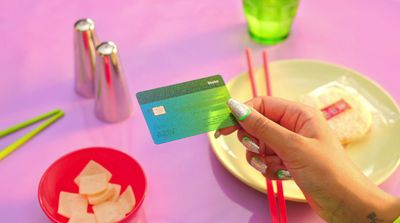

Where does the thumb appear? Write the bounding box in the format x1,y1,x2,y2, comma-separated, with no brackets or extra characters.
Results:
227,98,304,157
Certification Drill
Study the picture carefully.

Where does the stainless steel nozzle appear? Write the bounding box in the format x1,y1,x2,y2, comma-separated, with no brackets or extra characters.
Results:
73,18,98,98
94,41,133,122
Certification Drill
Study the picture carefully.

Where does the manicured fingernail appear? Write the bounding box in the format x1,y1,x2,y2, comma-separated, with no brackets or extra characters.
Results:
214,130,221,139
277,170,292,180
227,98,251,121
250,157,267,174
242,137,260,154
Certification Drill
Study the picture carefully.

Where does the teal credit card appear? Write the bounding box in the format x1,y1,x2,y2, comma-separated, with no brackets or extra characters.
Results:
136,75,237,144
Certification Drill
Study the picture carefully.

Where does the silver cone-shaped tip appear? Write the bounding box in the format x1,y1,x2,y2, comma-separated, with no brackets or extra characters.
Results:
73,18,98,98
94,41,133,122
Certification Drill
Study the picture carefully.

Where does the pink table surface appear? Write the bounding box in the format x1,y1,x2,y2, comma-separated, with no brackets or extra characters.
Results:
0,0,399,222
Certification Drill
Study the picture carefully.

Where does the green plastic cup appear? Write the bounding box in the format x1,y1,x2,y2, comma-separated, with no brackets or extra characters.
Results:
243,0,299,45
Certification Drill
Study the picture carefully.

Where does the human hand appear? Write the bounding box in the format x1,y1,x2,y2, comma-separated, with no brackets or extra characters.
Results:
217,97,400,223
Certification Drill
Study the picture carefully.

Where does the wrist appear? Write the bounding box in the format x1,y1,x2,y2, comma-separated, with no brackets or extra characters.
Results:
319,164,399,223
364,196,400,223
380,197,400,223
337,184,400,223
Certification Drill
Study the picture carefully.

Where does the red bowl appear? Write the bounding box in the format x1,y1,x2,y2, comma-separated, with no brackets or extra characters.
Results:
38,147,147,223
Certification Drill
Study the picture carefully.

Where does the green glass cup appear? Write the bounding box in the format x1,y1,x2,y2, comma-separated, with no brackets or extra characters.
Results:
243,0,300,45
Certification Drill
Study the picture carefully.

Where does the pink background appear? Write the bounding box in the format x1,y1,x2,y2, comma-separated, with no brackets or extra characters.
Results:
0,0,399,222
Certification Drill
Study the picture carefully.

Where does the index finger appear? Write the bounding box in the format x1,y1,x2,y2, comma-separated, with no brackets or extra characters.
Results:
217,125,239,136
217,96,293,136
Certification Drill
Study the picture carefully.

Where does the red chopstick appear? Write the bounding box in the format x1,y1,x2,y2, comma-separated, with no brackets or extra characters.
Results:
263,50,288,223
245,48,280,223
276,180,288,223
262,51,272,97
245,48,258,98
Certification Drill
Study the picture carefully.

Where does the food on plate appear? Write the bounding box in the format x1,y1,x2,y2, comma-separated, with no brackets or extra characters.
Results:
79,173,108,195
57,191,88,218
93,201,125,223
88,183,115,205
68,213,96,223
109,184,122,202
117,185,136,214
301,86,372,144
74,160,112,185
58,160,136,222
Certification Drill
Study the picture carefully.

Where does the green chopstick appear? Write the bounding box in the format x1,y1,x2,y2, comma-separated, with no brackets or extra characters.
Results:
0,109,62,138
0,110,64,161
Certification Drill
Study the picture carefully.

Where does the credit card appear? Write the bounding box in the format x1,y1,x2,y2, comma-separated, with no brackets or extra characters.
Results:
136,75,237,144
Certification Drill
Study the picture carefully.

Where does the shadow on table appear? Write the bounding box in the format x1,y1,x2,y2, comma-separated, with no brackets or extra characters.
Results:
207,145,322,223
